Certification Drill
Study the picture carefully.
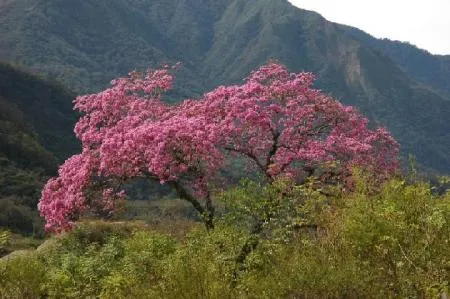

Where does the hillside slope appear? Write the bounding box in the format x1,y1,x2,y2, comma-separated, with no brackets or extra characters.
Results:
0,63,79,162
0,63,79,233
0,0,448,173
201,0,450,172
341,25,450,96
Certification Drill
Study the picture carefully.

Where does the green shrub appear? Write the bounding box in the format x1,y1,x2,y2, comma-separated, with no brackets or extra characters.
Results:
0,252,45,298
0,178,448,298
334,179,450,297
237,178,450,298
40,221,177,298
156,226,246,299
0,229,10,256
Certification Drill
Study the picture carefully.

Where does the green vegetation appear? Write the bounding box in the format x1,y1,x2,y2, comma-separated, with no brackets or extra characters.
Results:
1,176,449,298
0,0,449,296
0,63,79,235
0,0,449,172
342,25,450,96
0,63,79,162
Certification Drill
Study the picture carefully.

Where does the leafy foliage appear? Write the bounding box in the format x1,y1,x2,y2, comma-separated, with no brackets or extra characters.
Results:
1,178,450,298
0,252,45,298
0,230,10,256
39,63,398,232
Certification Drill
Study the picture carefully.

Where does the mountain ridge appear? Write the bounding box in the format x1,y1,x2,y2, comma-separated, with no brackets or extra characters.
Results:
340,25,450,96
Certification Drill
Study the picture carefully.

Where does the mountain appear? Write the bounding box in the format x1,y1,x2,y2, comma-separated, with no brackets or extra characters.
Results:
0,63,78,233
341,26,450,96
0,0,449,173
0,63,79,164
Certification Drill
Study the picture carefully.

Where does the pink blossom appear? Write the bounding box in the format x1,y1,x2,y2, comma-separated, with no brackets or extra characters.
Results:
39,62,399,232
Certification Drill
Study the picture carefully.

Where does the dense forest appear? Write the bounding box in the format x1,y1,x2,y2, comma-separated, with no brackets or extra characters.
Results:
0,63,78,237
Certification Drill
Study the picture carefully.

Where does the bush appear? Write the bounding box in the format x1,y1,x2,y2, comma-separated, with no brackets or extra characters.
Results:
156,226,247,299
0,252,46,298
40,221,177,298
333,179,450,297
236,178,450,298
0,178,449,298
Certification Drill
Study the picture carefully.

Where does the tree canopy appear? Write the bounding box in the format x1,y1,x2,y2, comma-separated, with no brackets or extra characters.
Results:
39,62,399,232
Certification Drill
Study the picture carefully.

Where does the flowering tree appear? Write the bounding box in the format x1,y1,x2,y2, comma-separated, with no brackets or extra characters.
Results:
38,62,399,232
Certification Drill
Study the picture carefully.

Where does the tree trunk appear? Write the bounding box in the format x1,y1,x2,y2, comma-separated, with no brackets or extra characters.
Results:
169,181,214,231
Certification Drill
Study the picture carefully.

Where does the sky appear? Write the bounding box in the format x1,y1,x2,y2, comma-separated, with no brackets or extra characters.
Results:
289,0,450,55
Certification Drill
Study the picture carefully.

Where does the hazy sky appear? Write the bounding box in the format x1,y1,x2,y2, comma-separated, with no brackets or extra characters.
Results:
289,0,450,55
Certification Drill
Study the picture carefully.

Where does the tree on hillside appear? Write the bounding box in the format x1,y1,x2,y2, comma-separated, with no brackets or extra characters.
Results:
38,62,399,232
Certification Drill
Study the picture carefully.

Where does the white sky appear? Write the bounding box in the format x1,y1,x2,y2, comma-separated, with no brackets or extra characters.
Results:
289,0,450,55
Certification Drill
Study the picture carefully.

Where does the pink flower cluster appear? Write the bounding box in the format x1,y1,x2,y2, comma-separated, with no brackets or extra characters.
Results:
39,62,399,232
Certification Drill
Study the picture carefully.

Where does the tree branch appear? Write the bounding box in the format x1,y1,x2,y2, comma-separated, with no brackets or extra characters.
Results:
265,129,280,173
224,146,268,178
143,171,214,230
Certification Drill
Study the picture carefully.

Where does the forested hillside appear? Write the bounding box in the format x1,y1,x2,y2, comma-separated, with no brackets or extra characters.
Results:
0,0,449,173
0,63,78,234
342,25,450,96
